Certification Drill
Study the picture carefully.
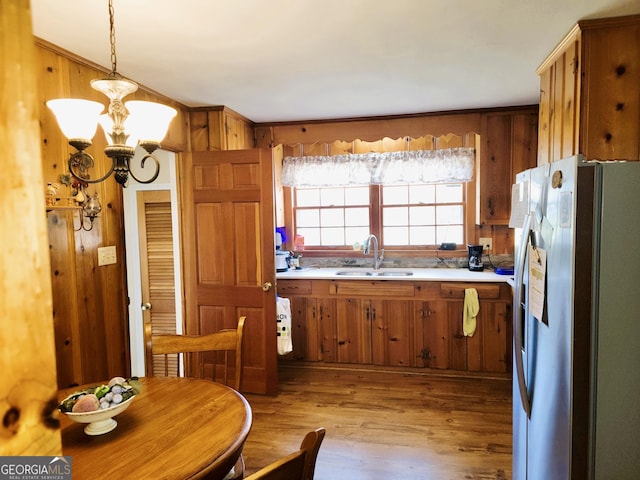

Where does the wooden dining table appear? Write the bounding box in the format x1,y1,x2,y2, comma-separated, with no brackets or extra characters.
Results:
58,376,252,479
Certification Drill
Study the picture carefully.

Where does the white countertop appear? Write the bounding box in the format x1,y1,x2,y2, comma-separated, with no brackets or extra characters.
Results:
276,267,511,283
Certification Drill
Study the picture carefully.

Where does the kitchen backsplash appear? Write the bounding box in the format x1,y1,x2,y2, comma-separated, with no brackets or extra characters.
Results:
297,254,514,270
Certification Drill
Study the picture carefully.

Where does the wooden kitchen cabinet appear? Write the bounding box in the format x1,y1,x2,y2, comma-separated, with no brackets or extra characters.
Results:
477,110,538,225
277,278,512,374
415,300,467,370
370,299,416,367
537,14,640,165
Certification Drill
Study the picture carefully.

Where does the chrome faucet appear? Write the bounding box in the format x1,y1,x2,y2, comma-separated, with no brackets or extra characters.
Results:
363,234,384,270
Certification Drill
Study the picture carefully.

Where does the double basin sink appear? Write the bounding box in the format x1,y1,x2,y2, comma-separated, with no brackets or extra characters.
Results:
335,270,413,277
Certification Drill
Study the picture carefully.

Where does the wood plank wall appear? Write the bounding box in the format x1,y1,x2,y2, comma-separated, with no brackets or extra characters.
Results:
35,39,189,388
33,34,535,390
1,1,62,456
255,106,539,254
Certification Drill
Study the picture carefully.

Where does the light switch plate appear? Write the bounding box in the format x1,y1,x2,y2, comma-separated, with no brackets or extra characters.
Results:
98,246,117,266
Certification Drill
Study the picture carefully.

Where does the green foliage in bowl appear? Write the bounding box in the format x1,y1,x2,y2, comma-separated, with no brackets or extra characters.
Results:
59,376,141,413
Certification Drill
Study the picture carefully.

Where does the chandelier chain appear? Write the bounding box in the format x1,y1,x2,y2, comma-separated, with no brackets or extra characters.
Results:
108,0,118,76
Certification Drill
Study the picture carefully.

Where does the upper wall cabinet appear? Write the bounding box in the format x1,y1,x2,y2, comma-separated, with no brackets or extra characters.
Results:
477,109,538,225
537,14,640,164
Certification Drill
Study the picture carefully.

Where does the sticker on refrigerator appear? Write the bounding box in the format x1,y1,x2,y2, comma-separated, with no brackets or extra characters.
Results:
559,191,573,228
509,182,529,228
528,245,547,322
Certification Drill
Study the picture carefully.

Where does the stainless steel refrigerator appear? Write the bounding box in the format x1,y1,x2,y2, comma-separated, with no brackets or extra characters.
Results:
511,155,640,480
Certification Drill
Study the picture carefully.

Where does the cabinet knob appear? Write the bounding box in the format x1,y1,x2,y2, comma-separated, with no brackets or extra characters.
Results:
141,303,152,311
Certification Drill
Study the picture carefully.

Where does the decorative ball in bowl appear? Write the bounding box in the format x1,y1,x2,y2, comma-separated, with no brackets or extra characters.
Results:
59,376,140,436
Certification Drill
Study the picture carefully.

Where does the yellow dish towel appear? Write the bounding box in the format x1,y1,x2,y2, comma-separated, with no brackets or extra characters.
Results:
463,288,479,337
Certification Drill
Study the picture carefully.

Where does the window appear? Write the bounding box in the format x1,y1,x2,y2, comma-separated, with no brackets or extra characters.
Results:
292,182,466,250
295,186,370,247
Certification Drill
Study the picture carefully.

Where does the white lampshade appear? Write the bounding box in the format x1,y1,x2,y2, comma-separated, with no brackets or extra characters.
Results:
46,99,104,141
125,101,177,143
98,114,139,147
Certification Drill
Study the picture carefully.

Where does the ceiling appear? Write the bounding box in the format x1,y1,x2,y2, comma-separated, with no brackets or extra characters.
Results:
30,0,640,124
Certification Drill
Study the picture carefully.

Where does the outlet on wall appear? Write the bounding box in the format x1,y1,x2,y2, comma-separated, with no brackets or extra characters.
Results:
479,237,493,252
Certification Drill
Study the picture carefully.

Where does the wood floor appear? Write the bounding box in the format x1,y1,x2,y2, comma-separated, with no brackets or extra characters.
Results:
242,363,512,480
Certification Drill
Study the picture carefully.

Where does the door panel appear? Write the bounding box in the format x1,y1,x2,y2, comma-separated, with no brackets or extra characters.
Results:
137,191,178,377
185,149,278,395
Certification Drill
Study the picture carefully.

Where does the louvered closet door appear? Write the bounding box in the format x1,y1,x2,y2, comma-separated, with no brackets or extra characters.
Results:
137,190,178,377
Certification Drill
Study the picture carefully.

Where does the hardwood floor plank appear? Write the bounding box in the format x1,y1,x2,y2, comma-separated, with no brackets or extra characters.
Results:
243,363,511,480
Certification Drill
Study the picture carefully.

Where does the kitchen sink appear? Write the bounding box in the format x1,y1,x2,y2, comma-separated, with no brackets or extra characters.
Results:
334,270,414,277
376,271,413,277
335,270,374,276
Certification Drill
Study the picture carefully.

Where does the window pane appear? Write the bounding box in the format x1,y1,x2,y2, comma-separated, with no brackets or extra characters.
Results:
346,227,370,246
383,226,409,245
437,225,463,244
320,188,344,206
345,207,369,226
409,184,435,204
292,180,466,249
321,228,344,246
383,206,408,226
296,188,320,207
409,226,436,245
436,184,463,203
298,227,320,245
436,205,463,225
382,185,408,205
296,209,319,227
320,208,344,227
345,187,369,205
409,205,435,225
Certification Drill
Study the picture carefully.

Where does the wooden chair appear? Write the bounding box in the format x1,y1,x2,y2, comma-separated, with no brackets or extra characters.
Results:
150,316,245,390
150,316,246,479
244,428,326,480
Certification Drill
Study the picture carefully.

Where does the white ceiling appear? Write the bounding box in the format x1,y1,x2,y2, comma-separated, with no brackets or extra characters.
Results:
30,0,640,123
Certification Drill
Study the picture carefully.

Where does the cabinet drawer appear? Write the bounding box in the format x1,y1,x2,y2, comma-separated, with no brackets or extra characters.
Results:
440,283,500,299
277,280,312,295
330,281,415,297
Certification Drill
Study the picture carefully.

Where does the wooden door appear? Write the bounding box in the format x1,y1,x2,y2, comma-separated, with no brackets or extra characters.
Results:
137,191,178,377
184,149,278,395
285,296,320,361
335,298,372,364
467,300,510,373
318,297,337,362
371,299,415,367
419,300,467,370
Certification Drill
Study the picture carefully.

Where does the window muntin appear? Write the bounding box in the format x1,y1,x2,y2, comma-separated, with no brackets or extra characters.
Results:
293,183,465,248
295,186,370,247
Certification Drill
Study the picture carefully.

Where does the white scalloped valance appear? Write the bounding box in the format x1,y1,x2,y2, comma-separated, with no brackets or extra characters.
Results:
282,148,475,187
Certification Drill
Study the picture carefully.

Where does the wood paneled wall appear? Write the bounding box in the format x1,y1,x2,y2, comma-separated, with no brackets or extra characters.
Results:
255,106,538,254
35,37,534,391
1,2,61,456
36,39,189,388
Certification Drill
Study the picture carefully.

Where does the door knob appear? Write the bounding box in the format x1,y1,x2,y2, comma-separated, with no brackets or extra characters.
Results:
262,282,273,292
141,303,152,311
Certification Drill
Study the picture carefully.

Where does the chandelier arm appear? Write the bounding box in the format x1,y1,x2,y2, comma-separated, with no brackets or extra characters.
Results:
127,153,161,184
68,151,116,184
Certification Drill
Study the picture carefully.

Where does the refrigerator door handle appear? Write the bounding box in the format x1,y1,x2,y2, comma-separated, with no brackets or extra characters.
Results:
514,212,532,417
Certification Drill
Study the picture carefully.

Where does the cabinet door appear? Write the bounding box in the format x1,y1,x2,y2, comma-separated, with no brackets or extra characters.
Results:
371,299,415,366
284,296,321,361
478,111,538,224
334,298,372,364
418,300,466,370
318,297,337,362
467,300,511,373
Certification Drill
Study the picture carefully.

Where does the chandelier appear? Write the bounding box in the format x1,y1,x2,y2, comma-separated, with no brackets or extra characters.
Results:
47,0,177,187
